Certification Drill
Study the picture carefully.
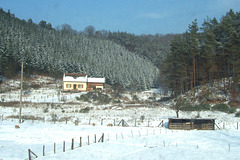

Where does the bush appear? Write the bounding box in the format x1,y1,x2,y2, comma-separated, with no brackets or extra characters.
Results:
77,94,90,102
235,111,240,117
132,95,139,101
43,107,49,113
179,102,210,112
97,93,111,104
80,107,91,113
158,96,173,102
113,99,121,104
180,103,195,111
212,103,236,113
77,92,111,104
195,104,211,111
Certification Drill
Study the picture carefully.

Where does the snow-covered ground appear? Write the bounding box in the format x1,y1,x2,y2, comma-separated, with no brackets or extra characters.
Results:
1,75,240,159
1,120,240,160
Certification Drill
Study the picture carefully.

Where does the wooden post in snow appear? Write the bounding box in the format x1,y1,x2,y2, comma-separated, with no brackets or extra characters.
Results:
19,60,23,124
71,138,74,150
43,145,45,156
63,141,65,152
80,137,82,147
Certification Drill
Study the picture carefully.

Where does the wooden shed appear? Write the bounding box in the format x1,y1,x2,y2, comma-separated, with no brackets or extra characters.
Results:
168,118,215,130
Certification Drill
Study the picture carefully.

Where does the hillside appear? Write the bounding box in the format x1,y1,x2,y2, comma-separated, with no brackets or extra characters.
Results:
0,9,159,90
0,75,239,123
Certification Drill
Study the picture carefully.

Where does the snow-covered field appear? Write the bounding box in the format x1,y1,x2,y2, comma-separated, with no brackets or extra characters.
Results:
1,75,240,159
1,120,240,160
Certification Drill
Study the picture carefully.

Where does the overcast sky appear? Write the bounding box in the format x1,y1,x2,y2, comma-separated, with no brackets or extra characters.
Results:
1,0,240,35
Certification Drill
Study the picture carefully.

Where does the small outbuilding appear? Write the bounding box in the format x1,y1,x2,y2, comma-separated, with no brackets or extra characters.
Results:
168,118,215,130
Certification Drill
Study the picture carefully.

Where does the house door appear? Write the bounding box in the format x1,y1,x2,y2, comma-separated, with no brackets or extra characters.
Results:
74,84,77,90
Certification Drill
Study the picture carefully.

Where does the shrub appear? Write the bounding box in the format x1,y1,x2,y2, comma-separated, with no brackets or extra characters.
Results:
140,115,145,122
179,102,211,112
97,93,111,104
113,99,121,104
77,92,111,104
212,103,236,113
158,96,173,102
180,103,195,111
80,107,91,113
43,107,49,113
77,94,90,102
235,111,240,117
51,113,58,123
195,104,211,111
132,95,139,101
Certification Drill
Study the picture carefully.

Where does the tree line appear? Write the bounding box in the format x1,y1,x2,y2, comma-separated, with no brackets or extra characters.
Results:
0,9,159,90
161,9,240,96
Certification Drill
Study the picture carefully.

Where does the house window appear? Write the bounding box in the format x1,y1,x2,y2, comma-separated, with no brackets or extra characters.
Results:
66,84,71,88
78,84,83,88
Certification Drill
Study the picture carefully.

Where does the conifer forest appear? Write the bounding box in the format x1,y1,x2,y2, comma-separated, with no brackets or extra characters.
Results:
0,8,239,94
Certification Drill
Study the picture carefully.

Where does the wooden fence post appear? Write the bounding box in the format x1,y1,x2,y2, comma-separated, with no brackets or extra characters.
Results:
102,133,104,142
63,141,65,152
28,149,31,160
94,134,96,143
101,119,103,125
71,138,74,150
237,122,238,130
28,149,38,160
43,145,45,156
98,133,104,142
54,143,56,154
89,118,91,125
88,135,90,145
80,137,82,147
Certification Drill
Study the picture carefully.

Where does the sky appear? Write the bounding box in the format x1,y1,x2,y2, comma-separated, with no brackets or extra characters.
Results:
1,0,240,35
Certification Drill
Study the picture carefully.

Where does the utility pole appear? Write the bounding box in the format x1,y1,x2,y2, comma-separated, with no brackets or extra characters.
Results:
19,60,23,123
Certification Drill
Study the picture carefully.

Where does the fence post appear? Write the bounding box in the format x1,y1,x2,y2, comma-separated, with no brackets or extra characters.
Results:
131,130,134,138
102,133,104,142
63,141,65,152
71,138,74,150
94,134,96,143
101,119,103,125
80,137,82,147
28,149,38,160
28,149,31,160
43,145,45,156
237,122,238,130
54,143,56,154
88,135,90,145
